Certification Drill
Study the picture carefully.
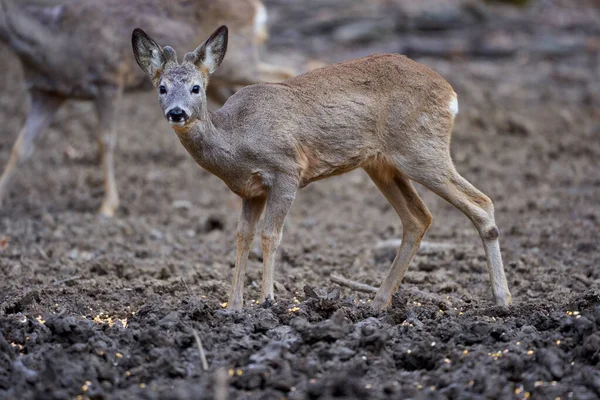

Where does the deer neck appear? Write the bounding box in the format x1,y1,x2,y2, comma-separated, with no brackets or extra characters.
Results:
171,108,235,176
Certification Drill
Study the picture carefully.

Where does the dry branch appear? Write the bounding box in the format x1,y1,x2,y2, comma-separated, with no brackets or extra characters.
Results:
330,274,377,293
192,329,209,371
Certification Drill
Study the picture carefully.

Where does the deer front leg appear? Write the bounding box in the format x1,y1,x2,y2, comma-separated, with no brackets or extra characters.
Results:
260,180,297,302
94,88,122,217
228,197,266,310
0,91,64,206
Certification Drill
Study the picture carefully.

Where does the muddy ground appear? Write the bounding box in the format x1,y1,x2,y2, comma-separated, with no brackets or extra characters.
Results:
1,0,599,399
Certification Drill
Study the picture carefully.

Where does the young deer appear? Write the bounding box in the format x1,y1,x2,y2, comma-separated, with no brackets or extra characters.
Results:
0,0,293,216
132,26,512,311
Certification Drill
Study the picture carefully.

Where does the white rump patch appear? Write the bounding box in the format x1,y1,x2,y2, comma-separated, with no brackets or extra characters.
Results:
448,93,459,118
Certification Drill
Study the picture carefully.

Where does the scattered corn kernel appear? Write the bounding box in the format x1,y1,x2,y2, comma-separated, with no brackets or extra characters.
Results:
36,316,45,324
126,371,131,377
525,392,531,398
139,383,146,388
220,302,228,308
556,340,561,345
228,369,234,377
527,350,534,355
468,380,474,386
430,386,436,391
444,358,451,364
116,353,123,358
236,369,243,376
463,350,468,355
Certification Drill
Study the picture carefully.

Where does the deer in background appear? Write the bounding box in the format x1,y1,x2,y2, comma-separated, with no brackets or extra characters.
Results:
132,26,512,310
0,0,294,216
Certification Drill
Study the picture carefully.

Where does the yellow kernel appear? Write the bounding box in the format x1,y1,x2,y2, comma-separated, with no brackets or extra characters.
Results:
463,350,468,355
236,369,243,376
82,385,88,392
468,380,474,386
228,369,235,377
444,358,451,364
220,302,228,308
126,371,131,377
116,353,123,358
139,383,146,388
527,350,534,355
556,340,561,345
525,392,531,398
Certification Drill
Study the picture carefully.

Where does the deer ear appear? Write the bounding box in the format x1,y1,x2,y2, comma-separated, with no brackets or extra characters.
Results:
185,25,228,75
132,28,167,82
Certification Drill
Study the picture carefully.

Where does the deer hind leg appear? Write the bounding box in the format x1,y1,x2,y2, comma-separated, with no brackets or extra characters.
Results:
364,165,433,311
95,88,122,217
407,161,512,307
0,90,64,207
228,196,267,310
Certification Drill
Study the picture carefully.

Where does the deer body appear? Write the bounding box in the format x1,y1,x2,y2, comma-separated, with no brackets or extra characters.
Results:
133,27,512,311
178,54,455,196
0,0,292,216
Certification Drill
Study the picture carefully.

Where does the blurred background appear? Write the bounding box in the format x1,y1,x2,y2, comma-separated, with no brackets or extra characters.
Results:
0,0,599,398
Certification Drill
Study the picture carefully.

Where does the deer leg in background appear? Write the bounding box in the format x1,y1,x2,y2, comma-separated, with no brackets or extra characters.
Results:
0,90,64,206
95,87,122,217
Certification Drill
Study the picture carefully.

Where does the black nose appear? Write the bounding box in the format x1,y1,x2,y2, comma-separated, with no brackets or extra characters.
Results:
167,107,188,122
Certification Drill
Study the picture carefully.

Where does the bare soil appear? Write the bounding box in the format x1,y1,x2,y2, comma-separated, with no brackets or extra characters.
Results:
1,1,599,399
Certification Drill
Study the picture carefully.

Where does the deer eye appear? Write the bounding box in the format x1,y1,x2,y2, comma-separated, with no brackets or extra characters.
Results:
192,85,201,94
159,85,167,95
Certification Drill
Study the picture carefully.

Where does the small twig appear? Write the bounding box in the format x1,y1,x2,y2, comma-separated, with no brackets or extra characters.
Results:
192,329,209,371
330,274,377,293
53,275,81,285
180,277,191,296
214,367,229,400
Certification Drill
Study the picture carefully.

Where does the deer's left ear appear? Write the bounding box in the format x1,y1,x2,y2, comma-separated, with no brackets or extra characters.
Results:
185,25,228,75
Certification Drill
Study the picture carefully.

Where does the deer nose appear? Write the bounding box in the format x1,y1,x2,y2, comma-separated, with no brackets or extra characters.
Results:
167,107,188,123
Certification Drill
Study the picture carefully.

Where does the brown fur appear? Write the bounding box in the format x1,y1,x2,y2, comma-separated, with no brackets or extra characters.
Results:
134,27,512,311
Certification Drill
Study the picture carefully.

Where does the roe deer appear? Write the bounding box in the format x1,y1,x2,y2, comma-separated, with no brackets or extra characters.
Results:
0,0,293,216
132,26,512,311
